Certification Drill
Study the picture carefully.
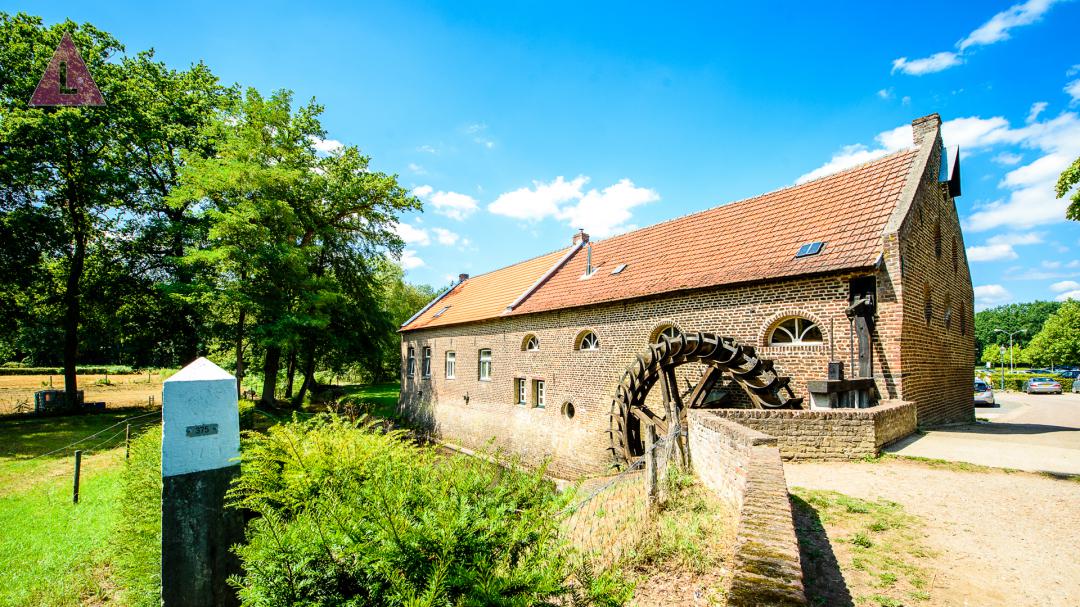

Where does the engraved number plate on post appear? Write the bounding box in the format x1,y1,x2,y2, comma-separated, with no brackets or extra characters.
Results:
185,423,219,438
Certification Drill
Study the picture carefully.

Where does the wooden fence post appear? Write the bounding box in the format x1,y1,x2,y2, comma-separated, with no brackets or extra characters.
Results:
72,450,82,504
644,423,658,510
125,423,131,460
161,357,243,607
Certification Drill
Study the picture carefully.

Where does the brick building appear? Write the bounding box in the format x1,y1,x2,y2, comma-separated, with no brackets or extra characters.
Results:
399,114,974,478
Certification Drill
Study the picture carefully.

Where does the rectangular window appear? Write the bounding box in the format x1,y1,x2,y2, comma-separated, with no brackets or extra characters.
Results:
445,351,456,379
478,349,492,381
516,378,526,405
534,379,545,408
421,346,431,377
406,346,415,377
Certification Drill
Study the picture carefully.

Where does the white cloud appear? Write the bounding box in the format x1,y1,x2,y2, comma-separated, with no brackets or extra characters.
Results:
877,88,894,100
892,52,961,76
464,123,495,149
1056,290,1080,301
393,222,429,246
431,227,460,246
429,191,479,221
892,0,1061,76
399,250,425,270
309,136,344,155
974,284,1013,309
796,124,913,184
993,152,1023,165
411,186,479,221
966,243,1018,262
1027,101,1048,123
416,144,439,154
488,176,659,238
988,231,1044,246
1051,280,1080,292
407,163,426,175
1067,78,1080,105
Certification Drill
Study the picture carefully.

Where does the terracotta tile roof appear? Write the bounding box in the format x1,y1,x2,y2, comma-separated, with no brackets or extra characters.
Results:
401,148,917,331
402,247,571,331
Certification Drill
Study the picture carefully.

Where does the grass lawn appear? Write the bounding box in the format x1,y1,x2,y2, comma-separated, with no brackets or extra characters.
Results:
0,410,159,606
334,382,401,419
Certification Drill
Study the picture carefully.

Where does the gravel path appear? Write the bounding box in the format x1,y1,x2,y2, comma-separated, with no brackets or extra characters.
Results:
786,459,1080,607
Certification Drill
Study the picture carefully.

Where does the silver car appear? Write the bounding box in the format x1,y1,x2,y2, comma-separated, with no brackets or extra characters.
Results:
974,380,995,406
1024,377,1062,395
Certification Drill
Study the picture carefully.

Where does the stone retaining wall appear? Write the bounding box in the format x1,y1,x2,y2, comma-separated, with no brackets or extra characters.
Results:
689,412,806,606
705,400,917,460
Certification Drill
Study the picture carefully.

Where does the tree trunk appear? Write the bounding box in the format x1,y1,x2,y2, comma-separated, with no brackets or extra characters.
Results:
284,348,297,398
62,209,87,412
292,344,317,408
235,308,246,399
260,344,281,405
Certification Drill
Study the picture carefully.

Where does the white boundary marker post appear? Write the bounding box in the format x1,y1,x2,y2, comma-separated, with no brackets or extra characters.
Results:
161,357,243,606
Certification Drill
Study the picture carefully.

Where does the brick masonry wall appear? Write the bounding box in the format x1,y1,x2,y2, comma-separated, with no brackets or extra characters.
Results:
887,118,976,426
688,411,807,606
400,269,905,478
703,400,917,460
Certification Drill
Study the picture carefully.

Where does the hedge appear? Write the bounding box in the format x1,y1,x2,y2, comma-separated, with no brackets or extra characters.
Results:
976,373,1073,393
0,365,136,376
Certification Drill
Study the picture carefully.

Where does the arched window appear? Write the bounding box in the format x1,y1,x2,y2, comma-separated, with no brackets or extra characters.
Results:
522,334,540,351
768,317,823,346
924,284,933,324
650,324,681,344
577,331,600,351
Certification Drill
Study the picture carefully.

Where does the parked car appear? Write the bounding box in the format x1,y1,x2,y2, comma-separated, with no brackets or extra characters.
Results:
1026,368,1053,375
1024,377,1062,394
1074,381,1080,394
974,379,995,406
1055,370,1079,379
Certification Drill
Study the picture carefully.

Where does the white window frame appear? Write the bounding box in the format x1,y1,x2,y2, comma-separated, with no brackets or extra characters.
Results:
768,317,823,346
445,351,456,379
524,335,540,351
578,331,600,351
478,349,492,381
516,378,527,405
421,346,432,378
406,346,415,377
534,379,546,408
655,325,681,343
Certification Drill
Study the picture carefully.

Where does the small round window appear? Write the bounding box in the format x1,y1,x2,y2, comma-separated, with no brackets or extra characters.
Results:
562,401,576,419
768,317,823,346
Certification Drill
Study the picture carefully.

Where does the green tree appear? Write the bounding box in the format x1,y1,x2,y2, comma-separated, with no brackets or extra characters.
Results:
1058,156,1080,221
973,301,1060,359
172,89,418,404
0,13,227,401
1024,300,1080,366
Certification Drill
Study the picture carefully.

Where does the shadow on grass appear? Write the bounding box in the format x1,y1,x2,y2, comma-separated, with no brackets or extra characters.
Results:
789,493,854,607
0,409,157,460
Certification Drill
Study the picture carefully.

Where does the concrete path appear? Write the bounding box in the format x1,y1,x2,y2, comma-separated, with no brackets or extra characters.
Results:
884,392,1080,476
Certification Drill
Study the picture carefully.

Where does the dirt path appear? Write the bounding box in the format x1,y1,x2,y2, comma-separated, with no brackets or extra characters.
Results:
0,374,164,414
786,459,1080,606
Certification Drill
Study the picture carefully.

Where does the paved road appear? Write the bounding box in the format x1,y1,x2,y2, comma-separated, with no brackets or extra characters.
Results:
884,391,1080,475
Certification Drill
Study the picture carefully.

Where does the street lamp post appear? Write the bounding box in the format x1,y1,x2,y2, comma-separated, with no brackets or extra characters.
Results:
994,328,1027,377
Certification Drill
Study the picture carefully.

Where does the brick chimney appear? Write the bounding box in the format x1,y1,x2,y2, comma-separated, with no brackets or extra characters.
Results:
458,273,469,282
911,113,941,145
572,229,590,246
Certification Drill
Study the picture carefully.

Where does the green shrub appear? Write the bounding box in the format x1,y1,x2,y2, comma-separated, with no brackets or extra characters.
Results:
976,373,1072,392
110,430,162,607
227,415,630,606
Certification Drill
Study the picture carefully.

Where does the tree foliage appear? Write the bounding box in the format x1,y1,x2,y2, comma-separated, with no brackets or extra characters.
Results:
973,301,1060,358
1058,155,1080,221
227,415,631,606
1024,300,1080,366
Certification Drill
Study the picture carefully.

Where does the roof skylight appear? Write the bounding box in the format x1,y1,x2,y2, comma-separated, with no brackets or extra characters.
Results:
795,242,825,258
611,263,628,275
432,306,450,318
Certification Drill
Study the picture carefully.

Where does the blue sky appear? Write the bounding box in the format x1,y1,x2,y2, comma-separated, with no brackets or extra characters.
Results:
14,0,1080,308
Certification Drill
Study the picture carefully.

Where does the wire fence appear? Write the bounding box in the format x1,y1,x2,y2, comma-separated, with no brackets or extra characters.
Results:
562,421,685,563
